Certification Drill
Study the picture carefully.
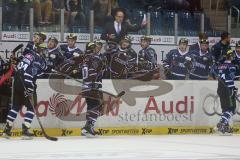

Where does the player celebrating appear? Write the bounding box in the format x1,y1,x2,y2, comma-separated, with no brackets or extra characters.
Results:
60,33,83,59
81,42,105,137
2,45,48,139
214,49,237,134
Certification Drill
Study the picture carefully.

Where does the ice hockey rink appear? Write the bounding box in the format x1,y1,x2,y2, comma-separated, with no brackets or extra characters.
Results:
0,135,240,160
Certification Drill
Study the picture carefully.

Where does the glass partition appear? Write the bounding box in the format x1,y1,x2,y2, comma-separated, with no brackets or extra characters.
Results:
2,0,32,32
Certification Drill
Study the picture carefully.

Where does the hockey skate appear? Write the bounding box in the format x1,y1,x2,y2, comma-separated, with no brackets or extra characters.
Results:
22,123,34,140
216,122,233,136
81,122,99,138
2,123,12,139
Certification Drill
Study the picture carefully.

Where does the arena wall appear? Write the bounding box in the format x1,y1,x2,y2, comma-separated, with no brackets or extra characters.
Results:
1,80,240,137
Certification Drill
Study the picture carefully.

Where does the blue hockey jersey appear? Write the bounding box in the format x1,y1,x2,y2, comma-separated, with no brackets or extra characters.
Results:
17,51,47,92
189,51,214,80
163,49,191,80
215,61,236,90
60,44,83,59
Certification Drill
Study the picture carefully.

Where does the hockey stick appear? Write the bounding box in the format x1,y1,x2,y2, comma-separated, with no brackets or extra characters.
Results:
51,69,125,98
12,44,24,56
14,68,58,141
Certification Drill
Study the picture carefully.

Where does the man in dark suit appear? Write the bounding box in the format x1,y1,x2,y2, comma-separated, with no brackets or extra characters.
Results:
101,8,146,43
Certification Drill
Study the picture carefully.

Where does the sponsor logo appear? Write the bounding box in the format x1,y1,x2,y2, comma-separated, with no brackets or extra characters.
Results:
167,128,210,134
111,129,139,135
141,128,152,135
32,130,43,137
202,94,240,116
61,129,73,136
98,129,110,135
168,128,178,134
144,96,194,114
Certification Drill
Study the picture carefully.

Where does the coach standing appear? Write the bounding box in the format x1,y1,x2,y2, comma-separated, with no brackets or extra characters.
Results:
101,8,146,43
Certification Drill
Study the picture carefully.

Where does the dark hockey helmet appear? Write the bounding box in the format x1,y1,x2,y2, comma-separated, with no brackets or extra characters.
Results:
86,42,96,52
48,36,58,44
66,33,77,40
199,39,209,44
140,35,152,43
179,38,188,45
236,40,240,48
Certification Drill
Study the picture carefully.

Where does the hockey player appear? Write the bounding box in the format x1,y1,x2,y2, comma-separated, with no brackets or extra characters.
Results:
2,44,48,139
189,33,208,52
232,41,240,80
119,37,138,72
44,37,64,74
211,32,231,64
214,49,237,134
81,42,105,137
60,33,83,59
23,32,47,55
109,37,137,79
138,36,157,70
163,38,191,80
189,39,214,80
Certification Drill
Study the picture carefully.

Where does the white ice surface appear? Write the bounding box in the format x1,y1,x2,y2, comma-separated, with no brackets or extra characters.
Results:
0,135,240,160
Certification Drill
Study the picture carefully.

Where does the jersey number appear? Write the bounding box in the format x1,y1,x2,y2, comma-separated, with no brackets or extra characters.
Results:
82,66,88,79
18,62,29,71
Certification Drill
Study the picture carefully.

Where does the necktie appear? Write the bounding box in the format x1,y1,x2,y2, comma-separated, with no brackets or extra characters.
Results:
117,23,120,34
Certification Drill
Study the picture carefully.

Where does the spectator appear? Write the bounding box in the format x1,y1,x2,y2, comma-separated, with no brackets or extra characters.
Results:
101,8,146,43
166,0,190,11
211,32,231,64
189,33,208,52
33,0,53,25
92,0,119,27
187,0,202,11
3,0,32,28
65,0,86,27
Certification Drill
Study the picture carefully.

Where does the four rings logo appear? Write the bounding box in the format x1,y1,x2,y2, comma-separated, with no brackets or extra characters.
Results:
202,94,240,116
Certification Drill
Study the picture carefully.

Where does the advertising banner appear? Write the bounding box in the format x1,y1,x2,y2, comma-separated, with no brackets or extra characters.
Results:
9,80,240,129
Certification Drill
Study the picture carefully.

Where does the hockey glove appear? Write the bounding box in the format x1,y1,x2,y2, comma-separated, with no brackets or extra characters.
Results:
233,87,238,97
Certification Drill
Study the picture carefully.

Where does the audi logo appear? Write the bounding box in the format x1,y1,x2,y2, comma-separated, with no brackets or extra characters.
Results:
202,93,240,116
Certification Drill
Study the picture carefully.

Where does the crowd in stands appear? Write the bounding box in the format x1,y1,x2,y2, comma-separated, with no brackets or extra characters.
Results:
2,0,205,31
